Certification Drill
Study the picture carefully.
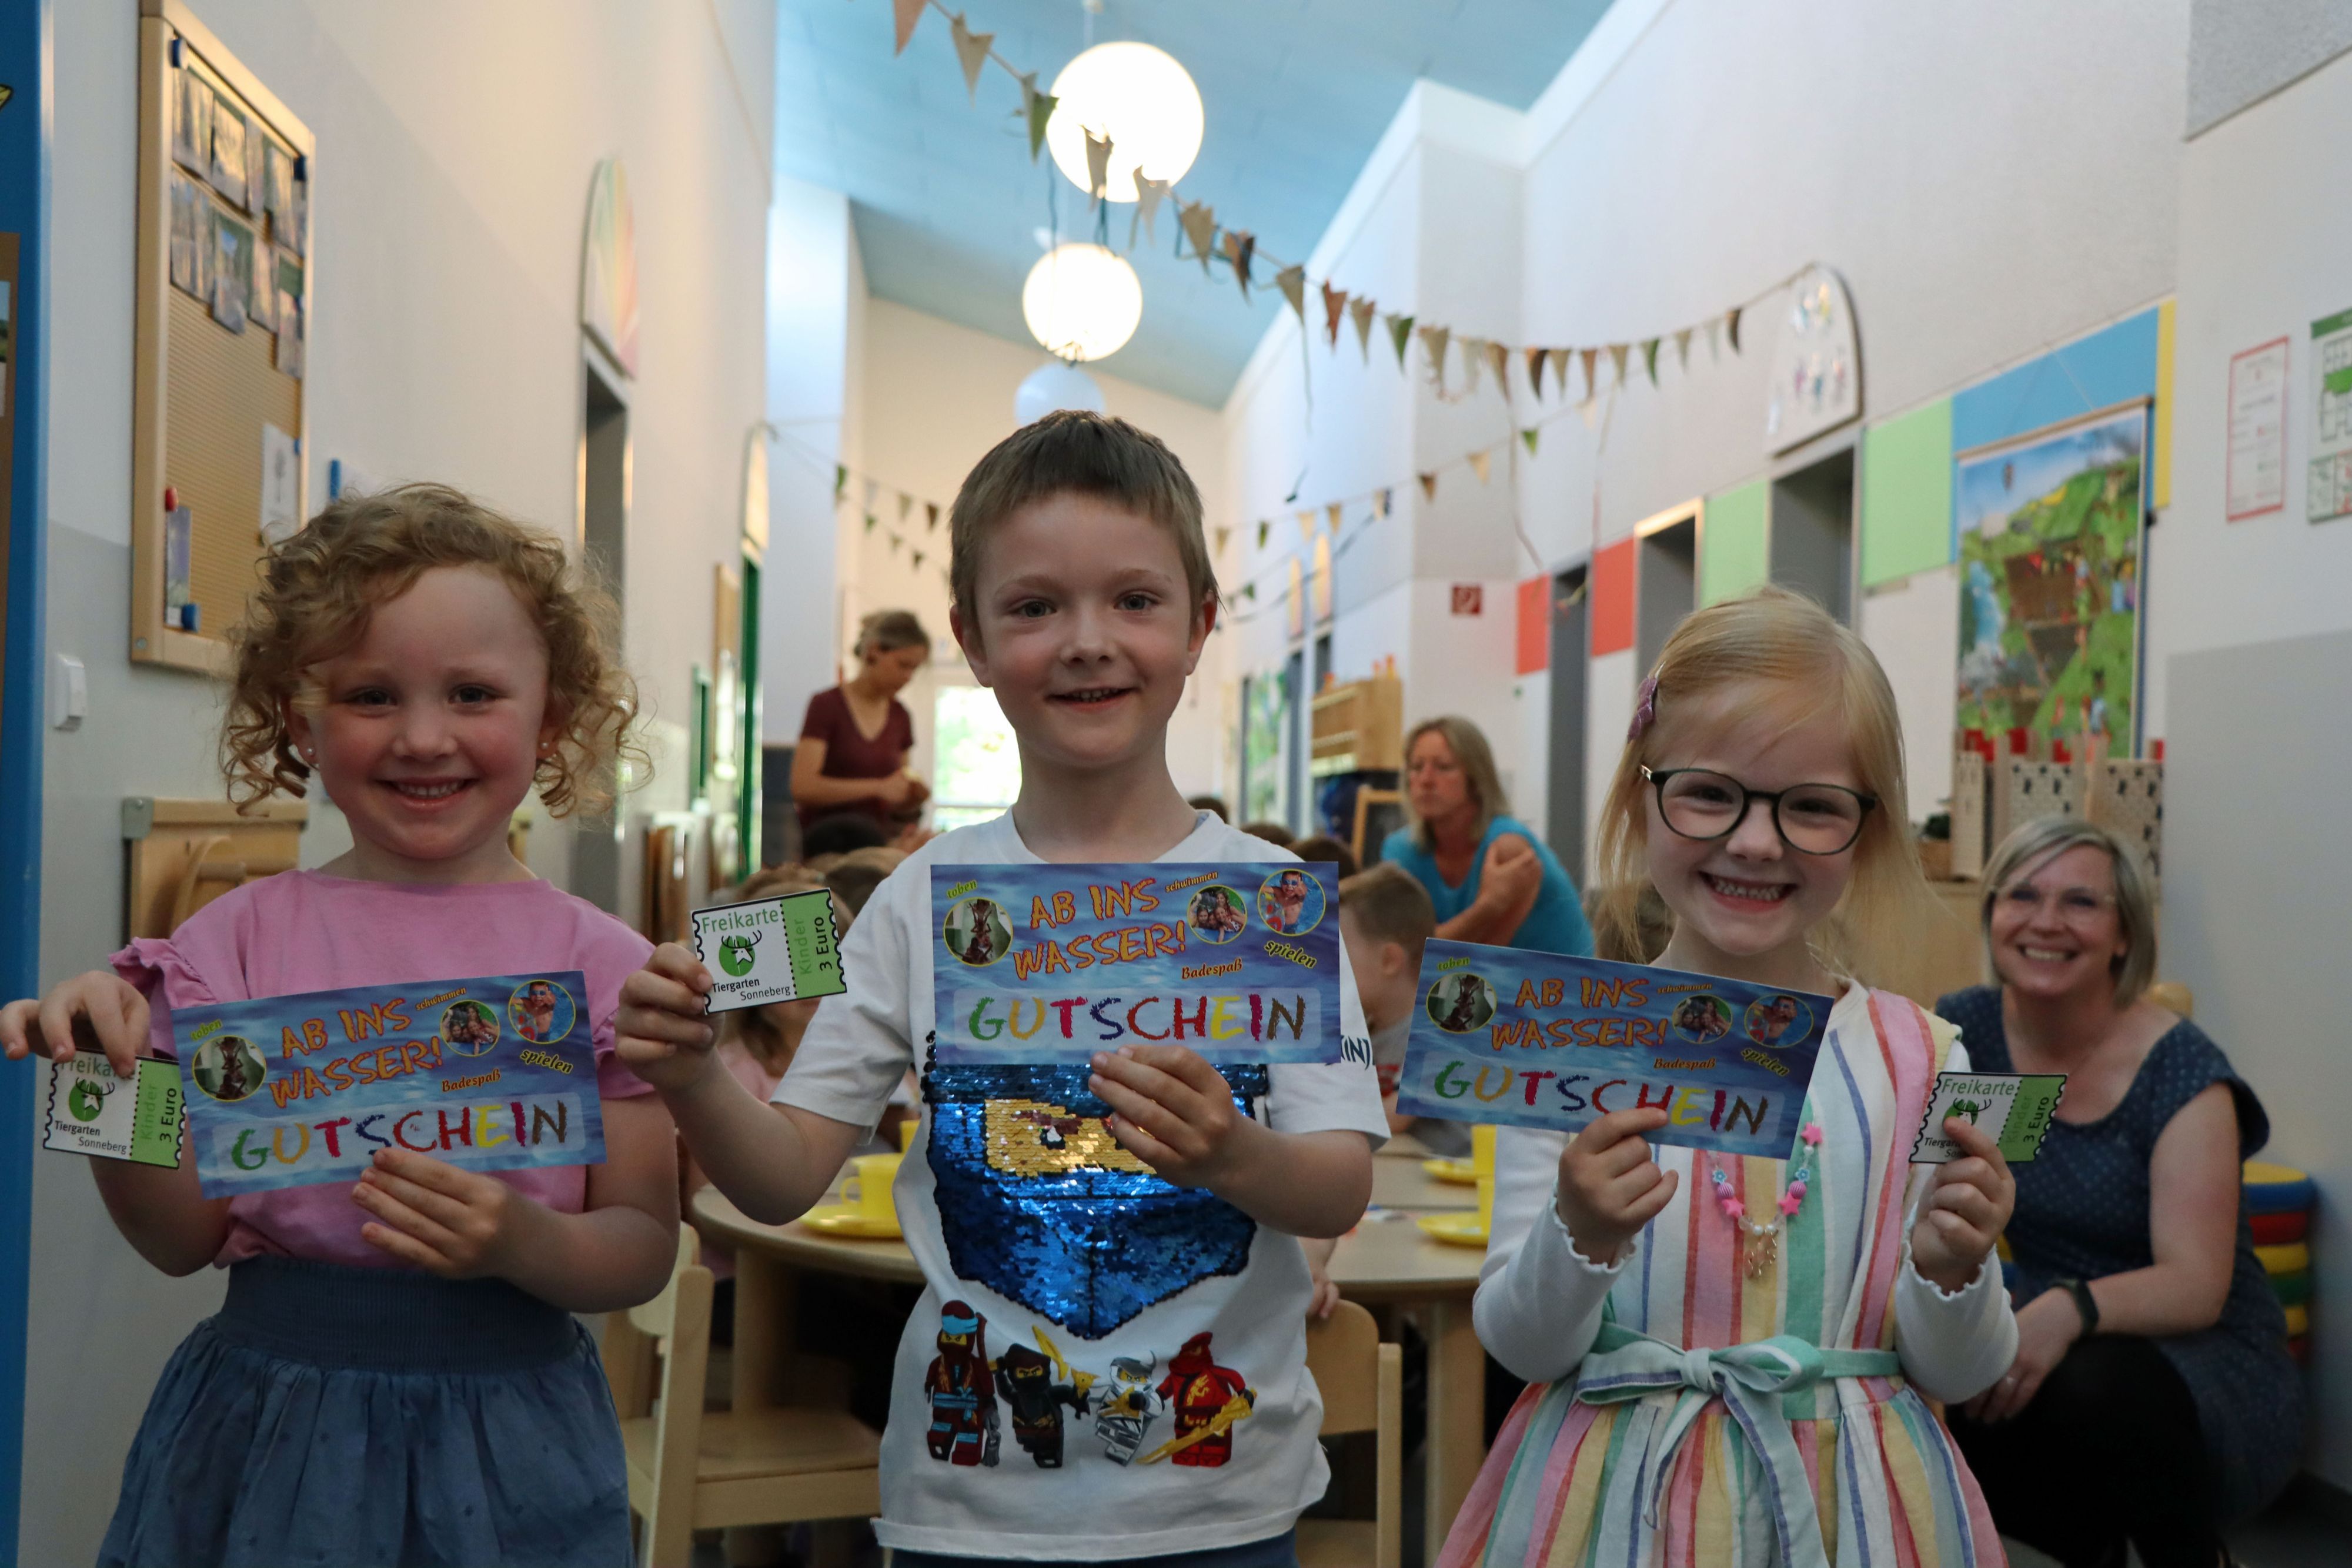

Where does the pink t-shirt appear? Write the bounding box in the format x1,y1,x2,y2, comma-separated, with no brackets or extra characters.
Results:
113,869,656,1269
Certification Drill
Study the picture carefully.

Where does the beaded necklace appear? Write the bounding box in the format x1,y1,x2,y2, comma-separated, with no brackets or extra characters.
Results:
1709,1121,1824,1278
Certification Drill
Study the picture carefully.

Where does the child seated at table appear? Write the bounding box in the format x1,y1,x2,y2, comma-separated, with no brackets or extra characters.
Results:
621,411,1386,1567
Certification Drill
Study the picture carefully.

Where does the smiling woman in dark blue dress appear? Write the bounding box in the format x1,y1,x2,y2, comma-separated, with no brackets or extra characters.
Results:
1938,818,2298,1568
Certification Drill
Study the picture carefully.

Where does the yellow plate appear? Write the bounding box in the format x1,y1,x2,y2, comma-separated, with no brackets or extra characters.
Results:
1415,1211,1489,1248
800,1204,903,1239
2284,1302,2310,1338
1422,1158,1480,1186
2257,1241,2311,1276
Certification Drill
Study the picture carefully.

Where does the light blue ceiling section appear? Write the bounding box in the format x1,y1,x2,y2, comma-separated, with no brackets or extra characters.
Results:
776,0,1615,407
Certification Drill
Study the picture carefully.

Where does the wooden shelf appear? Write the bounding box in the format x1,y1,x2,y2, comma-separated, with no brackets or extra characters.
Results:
1310,675,1404,778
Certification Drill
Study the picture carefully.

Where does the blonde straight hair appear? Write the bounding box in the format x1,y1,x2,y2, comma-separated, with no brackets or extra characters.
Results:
1404,716,1511,852
1979,817,2157,1007
1591,587,1932,985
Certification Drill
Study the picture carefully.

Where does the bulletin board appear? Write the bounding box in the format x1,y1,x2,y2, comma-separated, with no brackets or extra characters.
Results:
130,1,313,675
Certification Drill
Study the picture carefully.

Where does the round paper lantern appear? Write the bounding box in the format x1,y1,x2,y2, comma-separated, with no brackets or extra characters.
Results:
1021,242,1142,363
1014,360,1107,426
1045,42,1204,203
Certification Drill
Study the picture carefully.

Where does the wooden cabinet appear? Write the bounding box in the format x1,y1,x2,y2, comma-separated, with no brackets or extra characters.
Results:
1311,676,1404,778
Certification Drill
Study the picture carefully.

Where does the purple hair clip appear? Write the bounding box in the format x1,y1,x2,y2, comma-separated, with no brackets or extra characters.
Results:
1628,674,1659,742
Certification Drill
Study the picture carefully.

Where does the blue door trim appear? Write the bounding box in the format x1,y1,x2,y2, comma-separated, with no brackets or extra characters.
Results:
0,2,54,1560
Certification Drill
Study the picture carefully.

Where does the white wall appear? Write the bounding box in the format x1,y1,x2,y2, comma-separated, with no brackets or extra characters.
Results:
2160,44,2352,1489
850,297,1234,802
1224,0,2190,863
31,4,773,1560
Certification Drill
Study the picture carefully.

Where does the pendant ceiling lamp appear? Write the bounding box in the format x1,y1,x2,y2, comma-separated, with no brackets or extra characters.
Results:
1022,241,1142,362
1045,41,1204,203
1014,360,1107,426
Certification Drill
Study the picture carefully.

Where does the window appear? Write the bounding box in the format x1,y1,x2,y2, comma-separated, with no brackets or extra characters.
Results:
931,686,1021,832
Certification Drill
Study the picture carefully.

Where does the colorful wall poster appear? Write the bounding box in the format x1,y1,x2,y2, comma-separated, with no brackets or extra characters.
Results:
1395,943,1830,1159
2308,308,2352,523
1954,400,2146,756
173,972,605,1197
929,863,1351,1066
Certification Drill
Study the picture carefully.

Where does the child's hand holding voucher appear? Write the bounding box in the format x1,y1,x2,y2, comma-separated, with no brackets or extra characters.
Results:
173,972,604,1197
1396,942,1833,1158
929,862,1354,1065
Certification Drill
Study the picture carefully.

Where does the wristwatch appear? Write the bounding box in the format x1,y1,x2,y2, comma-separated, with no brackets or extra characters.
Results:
2052,1276,2100,1335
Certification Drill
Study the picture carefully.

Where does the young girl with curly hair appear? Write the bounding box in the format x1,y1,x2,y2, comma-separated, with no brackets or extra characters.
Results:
1,484,678,1567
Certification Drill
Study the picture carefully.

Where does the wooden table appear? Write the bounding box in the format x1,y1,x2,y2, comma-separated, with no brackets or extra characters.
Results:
691,1159,1488,1564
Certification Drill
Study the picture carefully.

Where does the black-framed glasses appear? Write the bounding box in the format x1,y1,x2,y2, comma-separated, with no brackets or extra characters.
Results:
1641,766,1877,855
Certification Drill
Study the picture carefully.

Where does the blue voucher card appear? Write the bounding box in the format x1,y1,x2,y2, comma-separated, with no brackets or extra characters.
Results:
929,862,1348,1065
1395,942,1830,1158
174,972,606,1197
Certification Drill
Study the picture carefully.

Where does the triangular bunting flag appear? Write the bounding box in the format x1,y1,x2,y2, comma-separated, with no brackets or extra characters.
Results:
1485,340,1510,395
1349,297,1377,360
892,0,924,55
1223,230,1256,300
1276,265,1306,323
1241,583,1257,601
1386,313,1415,367
834,464,847,503
1179,202,1217,275
863,513,878,534
1547,347,1570,398
887,532,903,555
897,492,913,523
1417,324,1451,388
1579,347,1599,398
1726,306,1743,353
1377,487,1394,518
1084,129,1113,205
925,502,940,531
1521,427,1540,456
1525,346,1548,400
1295,509,1315,543
950,14,993,98
1674,327,1692,369
1608,343,1630,385
1214,526,1231,556
911,549,926,569
1256,520,1271,550
1131,175,1170,247
1642,338,1661,386
1321,282,1348,348
1467,449,1492,486
1459,336,1484,396
1418,472,1438,502
1019,74,1057,162
1325,503,1343,534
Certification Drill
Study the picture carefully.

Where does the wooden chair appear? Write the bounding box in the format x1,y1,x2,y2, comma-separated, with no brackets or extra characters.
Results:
1296,1300,1404,1568
605,1226,881,1567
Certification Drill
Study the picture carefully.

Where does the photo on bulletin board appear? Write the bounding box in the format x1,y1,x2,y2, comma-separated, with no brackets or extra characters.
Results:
209,209,250,333
1953,400,2146,756
207,88,248,208
171,60,211,176
168,172,206,299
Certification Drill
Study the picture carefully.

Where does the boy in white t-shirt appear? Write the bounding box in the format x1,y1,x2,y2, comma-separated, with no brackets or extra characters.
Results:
620,412,1387,1566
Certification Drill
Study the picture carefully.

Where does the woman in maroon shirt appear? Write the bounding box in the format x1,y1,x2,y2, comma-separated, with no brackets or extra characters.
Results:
790,610,931,831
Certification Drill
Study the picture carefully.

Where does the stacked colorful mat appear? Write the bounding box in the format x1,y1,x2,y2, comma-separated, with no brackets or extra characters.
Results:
2246,1160,2317,1364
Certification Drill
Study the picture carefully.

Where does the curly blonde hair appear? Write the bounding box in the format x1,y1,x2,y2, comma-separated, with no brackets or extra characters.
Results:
222,483,642,817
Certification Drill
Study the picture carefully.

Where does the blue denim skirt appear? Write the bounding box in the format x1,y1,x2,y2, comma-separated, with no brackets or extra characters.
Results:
99,1258,631,1568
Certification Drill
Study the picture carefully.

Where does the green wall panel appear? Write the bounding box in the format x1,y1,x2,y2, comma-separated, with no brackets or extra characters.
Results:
1860,398,1955,586
1700,480,1769,605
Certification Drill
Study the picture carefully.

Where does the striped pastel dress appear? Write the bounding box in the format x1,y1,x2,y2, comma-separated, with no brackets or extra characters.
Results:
1441,987,2011,1568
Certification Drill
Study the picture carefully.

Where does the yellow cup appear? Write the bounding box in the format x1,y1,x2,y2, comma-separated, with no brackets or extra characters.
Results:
839,1154,901,1222
1476,1173,1495,1238
1472,1123,1496,1178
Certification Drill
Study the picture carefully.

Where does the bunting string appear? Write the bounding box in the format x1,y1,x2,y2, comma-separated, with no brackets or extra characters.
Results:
888,0,1805,407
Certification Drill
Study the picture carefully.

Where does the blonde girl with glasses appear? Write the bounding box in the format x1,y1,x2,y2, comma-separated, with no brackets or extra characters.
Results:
1439,587,2018,1568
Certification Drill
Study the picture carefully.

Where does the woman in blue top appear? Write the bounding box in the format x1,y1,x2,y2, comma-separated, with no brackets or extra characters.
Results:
1380,716,1593,955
